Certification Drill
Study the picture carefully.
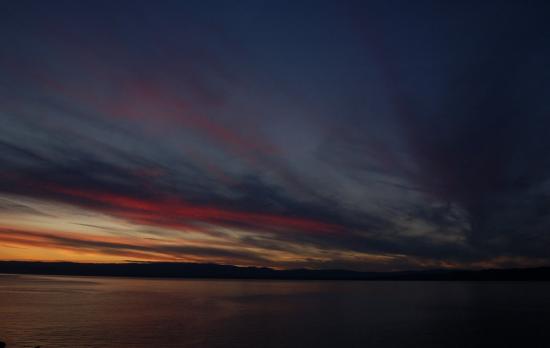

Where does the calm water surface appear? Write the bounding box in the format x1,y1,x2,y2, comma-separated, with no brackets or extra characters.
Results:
1,274,549,348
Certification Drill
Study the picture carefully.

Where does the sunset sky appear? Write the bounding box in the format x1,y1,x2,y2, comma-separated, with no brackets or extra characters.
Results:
2,0,550,271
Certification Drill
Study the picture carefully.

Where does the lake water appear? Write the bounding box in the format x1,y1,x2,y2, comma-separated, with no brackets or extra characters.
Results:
1,274,549,348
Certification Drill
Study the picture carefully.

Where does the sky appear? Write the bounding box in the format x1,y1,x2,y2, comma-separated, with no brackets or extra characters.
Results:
1,0,550,271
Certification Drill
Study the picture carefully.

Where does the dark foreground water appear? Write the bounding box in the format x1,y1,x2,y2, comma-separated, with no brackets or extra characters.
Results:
1,275,550,348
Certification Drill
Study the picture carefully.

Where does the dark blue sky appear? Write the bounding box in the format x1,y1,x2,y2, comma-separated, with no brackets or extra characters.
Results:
1,0,550,270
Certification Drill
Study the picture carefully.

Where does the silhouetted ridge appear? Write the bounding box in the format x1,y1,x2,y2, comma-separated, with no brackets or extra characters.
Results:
1,261,549,280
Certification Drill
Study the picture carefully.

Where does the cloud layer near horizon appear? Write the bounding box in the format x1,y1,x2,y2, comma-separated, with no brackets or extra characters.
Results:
1,0,550,270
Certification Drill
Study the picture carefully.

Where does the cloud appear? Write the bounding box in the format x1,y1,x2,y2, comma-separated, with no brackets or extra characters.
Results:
324,0,550,265
1,0,550,270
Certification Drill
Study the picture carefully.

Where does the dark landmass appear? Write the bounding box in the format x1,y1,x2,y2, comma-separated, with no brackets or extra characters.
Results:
1,261,550,281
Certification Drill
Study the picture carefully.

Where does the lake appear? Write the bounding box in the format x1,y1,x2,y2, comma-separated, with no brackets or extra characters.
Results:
1,274,549,347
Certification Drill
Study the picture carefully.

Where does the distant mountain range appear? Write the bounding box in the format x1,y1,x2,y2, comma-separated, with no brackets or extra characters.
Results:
1,261,550,281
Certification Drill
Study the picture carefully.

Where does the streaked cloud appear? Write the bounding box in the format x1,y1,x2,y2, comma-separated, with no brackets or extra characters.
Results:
1,0,550,270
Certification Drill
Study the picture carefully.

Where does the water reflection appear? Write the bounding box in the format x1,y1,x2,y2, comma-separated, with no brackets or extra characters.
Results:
1,275,550,347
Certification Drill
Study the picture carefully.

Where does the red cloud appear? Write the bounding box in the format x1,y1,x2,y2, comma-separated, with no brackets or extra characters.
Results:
50,186,341,235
